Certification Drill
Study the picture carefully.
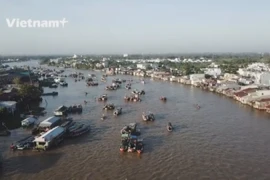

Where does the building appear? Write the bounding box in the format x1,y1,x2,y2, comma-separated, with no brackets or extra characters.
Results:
256,72,270,86
137,63,149,70
189,74,205,85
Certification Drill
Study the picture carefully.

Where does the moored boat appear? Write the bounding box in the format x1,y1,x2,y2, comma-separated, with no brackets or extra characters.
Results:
21,116,38,127
66,123,90,138
42,91,58,96
33,126,66,151
54,105,68,116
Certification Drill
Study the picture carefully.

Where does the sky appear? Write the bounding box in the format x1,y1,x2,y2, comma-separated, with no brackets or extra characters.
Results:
0,0,270,55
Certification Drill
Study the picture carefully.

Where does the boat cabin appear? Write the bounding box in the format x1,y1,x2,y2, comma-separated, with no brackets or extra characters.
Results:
54,106,68,116
38,116,62,130
33,126,65,150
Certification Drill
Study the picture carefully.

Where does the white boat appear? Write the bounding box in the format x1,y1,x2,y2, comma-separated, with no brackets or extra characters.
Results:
21,117,37,127
88,74,96,78
33,126,65,151
54,77,65,83
54,106,68,116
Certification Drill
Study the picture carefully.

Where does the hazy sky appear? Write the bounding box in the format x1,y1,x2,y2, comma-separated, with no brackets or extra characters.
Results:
0,0,269,55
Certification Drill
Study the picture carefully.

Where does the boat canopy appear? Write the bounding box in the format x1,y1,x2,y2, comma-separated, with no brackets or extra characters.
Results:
39,116,61,127
34,126,65,142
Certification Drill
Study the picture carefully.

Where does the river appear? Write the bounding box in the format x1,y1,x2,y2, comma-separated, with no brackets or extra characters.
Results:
1,60,270,180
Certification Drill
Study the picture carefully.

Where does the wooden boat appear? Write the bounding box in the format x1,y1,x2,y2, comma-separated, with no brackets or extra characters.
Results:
142,112,155,121
167,122,173,132
160,96,167,101
42,91,58,96
54,105,68,116
59,82,68,87
98,94,107,101
49,83,58,88
113,108,122,116
103,103,115,110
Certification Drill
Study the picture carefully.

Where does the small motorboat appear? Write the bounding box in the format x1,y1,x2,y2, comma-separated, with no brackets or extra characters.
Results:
160,96,167,101
101,114,106,120
103,103,115,110
120,139,129,152
136,142,144,154
98,94,107,101
167,122,173,132
59,81,68,87
49,83,58,88
142,112,155,121
113,108,122,116
194,104,201,109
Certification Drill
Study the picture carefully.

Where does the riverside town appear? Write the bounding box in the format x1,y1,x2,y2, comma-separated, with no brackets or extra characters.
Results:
1,53,270,179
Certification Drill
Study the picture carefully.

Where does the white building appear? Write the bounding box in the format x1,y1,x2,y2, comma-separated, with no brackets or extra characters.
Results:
137,63,149,70
189,74,205,85
102,61,108,68
255,72,270,85
204,68,222,77
50,58,61,63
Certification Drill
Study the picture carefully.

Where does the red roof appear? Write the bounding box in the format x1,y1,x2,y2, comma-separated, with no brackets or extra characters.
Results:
234,91,248,97
256,98,270,102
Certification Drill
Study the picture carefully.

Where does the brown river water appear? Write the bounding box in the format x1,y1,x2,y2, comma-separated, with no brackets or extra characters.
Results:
1,61,270,180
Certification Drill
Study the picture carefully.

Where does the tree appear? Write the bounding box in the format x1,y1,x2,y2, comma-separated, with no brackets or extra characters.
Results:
13,77,21,85
18,84,42,99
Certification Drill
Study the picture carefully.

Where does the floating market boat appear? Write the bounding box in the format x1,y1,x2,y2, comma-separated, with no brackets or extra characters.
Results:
33,126,66,151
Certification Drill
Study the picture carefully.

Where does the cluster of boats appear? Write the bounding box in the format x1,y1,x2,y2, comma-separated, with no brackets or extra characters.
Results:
87,82,98,86
11,117,90,151
69,72,85,79
120,123,144,154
